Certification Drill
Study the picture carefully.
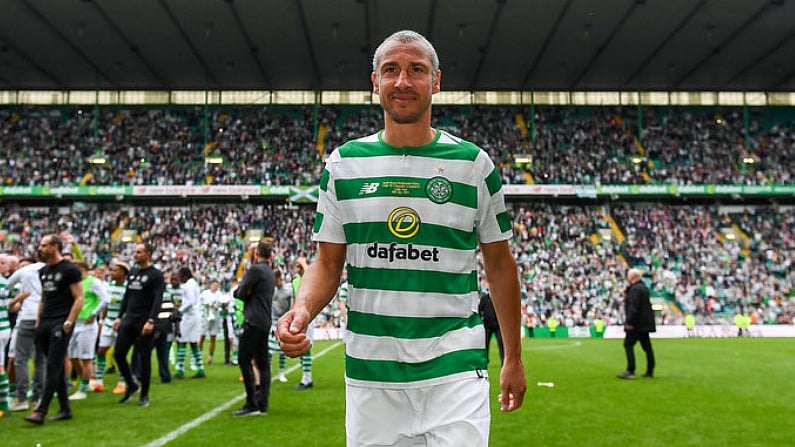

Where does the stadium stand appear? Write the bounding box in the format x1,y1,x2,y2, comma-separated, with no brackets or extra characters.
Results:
0,106,792,329
0,106,793,186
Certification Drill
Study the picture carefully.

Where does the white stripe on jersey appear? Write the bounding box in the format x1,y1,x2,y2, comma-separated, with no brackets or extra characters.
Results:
345,325,484,364
346,288,476,319
346,243,476,274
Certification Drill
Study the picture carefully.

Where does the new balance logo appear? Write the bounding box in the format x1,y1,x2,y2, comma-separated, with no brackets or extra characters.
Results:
359,182,380,194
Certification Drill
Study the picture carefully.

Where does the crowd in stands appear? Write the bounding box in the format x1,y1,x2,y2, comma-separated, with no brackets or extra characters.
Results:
0,204,316,291
0,104,792,329
613,204,793,323
0,105,793,187
2,202,792,329
512,202,793,329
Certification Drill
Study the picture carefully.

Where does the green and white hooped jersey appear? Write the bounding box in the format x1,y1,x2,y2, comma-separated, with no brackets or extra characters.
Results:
314,129,513,388
103,280,127,330
0,277,9,336
165,285,184,307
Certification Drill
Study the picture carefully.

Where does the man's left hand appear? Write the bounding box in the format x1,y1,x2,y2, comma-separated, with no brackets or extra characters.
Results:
142,321,154,335
498,358,526,412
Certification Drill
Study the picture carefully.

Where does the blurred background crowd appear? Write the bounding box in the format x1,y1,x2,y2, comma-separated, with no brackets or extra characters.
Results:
0,106,792,330
1,105,792,187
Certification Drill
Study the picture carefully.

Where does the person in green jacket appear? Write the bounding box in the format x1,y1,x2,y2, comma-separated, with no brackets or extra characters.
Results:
547,314,558,338
68,261,110,400
733,311,745,337
684,313,696,337
593,316,606,338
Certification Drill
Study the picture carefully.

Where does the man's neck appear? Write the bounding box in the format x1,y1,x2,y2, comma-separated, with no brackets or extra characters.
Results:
382,122,437,148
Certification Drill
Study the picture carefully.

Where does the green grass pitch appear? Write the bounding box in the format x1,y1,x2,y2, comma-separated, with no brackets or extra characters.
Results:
4,337,793,446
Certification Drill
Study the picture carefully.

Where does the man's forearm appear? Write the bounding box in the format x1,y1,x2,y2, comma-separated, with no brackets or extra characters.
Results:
10,290,31,307
490,281,522,360
67,297,85,323
295,247,345,320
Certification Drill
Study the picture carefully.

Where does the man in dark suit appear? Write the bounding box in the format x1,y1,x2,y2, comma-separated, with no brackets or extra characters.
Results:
478,290,504,365
617,268,656,379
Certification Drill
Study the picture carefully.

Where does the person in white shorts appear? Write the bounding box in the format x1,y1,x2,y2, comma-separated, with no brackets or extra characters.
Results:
268,270,292,382
67,261,109,400
277,30,526,446
291,258,316,391
94,261,129,394
175,267,205,379
0,267,11,417
217,292,236,365
199,279,223,365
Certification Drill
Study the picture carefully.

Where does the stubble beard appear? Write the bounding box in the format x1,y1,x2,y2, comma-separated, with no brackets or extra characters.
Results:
382,94,431,125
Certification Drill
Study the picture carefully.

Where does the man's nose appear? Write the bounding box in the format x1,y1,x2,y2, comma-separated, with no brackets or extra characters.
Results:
395,69,411,88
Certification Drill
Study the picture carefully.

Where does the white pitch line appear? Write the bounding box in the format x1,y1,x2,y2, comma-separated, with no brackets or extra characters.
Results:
524,341,582,351
142,341,344,447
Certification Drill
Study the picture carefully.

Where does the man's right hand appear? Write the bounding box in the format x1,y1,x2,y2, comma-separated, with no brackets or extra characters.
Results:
276,309,312,358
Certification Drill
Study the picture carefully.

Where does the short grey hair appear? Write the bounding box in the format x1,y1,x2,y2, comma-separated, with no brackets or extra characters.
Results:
372,30,440,76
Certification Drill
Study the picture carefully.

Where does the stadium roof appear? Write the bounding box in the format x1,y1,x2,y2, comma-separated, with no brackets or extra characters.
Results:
1,0,794,92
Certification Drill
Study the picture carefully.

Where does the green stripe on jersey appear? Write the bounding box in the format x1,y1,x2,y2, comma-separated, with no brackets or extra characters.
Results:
339,138,480,161
497,211,513,233
347,311,481,339
345,349,486,383
485,168,503,196
335,177,477,207
347,266,477,295
319,168,330,191
343,221,476,250
0,283,9,332
103,282,126,328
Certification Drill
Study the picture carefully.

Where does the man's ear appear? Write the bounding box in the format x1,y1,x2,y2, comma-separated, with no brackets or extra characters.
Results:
371,72,379,95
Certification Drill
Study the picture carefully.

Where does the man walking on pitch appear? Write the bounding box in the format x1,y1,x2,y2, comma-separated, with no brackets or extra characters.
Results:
93,261,129,394
24,235,84,425
479,288,505,365
269,269,292,383
7,257,45,411
278,30,525,446
113,243,165,407
233,241,274,416
68,261,109,400
617,268,656,379
174,267,206,379
291,257,315,390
